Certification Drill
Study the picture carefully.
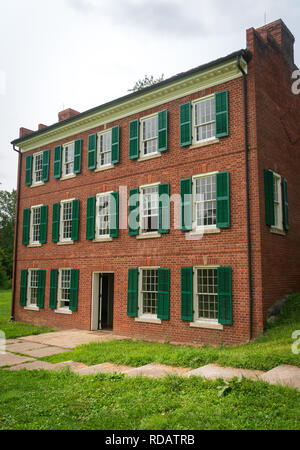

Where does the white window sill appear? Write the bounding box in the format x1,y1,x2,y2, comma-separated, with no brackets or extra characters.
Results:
57,240,74,246
95,164,114,173
27,243,42,248
270,227,286,236
60,174,76,181
189,227,221,236
190,321,223,330
54,309,72,315
136,232,161,240
24,305,40,312
93,237,113,243
137,152,161,162
189,138,219,149
30,182,44,188
135,317,162,325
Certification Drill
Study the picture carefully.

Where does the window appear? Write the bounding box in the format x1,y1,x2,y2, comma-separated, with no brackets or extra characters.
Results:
140,185,159,233
30,206,41,244
27,269,39,307
193,96,216,143
193,173,217,229
273,174,283,230
97,130,112,168
96,194,110,238
60,201,73,241
140,268,158,317
141,115,158,156
58,269,71,309
33,153,43,184
195,268,218,321
62,142,74,176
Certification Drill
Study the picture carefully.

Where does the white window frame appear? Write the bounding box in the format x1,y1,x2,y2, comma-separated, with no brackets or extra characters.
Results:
62,141,75,177
29,205,42,245
138,266,159,320
140,113,159,158
26,268,40,309
59,199,74,242
139,182,160,236
192,95,216,145
192,172,218,232
272,173,283,231
57,268,72,312
193,266,219,325
95,192,112,239
97,129,113,169
32,152,44,186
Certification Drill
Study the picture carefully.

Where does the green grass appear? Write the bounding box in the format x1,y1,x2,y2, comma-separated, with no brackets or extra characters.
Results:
44,293,300,371
0,290,54,339
0,369,299,430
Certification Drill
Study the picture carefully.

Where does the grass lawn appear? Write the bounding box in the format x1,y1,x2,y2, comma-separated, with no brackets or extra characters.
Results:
44,293,300,371
0,290,54,339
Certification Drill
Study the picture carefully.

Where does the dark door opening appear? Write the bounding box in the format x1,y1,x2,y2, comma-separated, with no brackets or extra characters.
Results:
98,273,114,330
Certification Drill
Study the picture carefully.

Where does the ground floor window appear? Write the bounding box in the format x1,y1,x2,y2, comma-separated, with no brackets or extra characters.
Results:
27,269,39,307
58,269,71,309
195,267,218,321
140,268,158,317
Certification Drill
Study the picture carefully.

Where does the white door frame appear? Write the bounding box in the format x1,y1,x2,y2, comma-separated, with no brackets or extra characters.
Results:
91,271,114,331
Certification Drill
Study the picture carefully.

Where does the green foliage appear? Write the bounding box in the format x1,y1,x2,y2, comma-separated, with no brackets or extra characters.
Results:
0,189,16,280
128,74,164,92
217,377,242,397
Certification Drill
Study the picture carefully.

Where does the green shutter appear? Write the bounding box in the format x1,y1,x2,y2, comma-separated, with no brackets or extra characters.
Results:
42,150,50,182
52,203,60,243
110,192,119,238
181,267,193,321
71,199,79,241
49,269,58,310
111,126,120,164
282,178,289,231
180,102,191,147
74,139,82,174
264,169,275,226
129,188,139,235
19,270,28,306
25,155,32,186
129,119,139,159
127,268,138,317
157,268,170,320
88,134,97,170
37,270,46,308
86,196,96,240
216,171,230,228
158,183,170,234
180,178,192,231
215,90,229,138
22,208,30,245
39,205,48,244
218,267,232,325
69,269,79,311
158,109,168,152
53,145,62,179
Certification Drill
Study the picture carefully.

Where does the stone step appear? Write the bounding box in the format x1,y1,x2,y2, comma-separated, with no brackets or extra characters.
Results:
183,364,264,380
260,365,300,391
124,363,191,378
75,362,132,376
0,352,35,368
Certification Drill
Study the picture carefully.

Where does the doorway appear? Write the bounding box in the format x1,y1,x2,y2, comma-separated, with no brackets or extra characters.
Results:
91,272,114,331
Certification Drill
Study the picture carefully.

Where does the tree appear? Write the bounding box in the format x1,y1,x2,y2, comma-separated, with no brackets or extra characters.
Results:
0,189,16,282
128,74,164,92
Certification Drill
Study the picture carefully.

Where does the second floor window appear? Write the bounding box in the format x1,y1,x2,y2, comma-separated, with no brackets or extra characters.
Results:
62,143,74,176
58,269,71,309
98,130,112,167
30,206,41,244
141,115,158,156
194,174,217,228
141,185,159,233
96,194,110,238
194,96,216,143
273,174,283,230
60,201,73,241
33,153,43,184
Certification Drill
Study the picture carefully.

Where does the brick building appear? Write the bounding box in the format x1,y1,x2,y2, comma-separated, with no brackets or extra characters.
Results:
10,19,300,345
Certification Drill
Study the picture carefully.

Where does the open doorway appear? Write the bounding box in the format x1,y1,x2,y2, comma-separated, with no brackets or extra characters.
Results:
91,272,114,331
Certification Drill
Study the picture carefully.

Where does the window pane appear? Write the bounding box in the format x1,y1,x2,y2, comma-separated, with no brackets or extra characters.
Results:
31,207,41,242
195,175,216,227
195,97,215,142
97,195,110,237
62,202,72,239
60,269,71,308
99,131,112,167
142,186,158,233
142,116,158,155
142,269,158,315
34,154,43,183
64,144,74,175
29,270,39,305
197,268,218,320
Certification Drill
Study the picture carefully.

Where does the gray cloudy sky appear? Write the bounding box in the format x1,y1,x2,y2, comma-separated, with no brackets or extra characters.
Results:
1,0,300,191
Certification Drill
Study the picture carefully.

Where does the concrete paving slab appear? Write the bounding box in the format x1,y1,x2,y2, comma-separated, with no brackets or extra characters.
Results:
124,363,191,378
5,339,23,345
0,352,35,367
7,360,58,371
260,365,300,391
75,363,132,376
52,360,88,371
183,364,264,380
24,346,70,358
5,342,48,353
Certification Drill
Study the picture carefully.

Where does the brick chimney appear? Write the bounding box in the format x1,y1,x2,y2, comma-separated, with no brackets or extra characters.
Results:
58,108,80,122
38,124,47,130
19,127,34,138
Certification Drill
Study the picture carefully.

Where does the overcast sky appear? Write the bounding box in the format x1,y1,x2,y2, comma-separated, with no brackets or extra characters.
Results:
1,0,300,191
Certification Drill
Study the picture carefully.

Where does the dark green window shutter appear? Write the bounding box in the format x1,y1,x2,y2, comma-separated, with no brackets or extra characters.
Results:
282,178,289,231
127,268,138,317
157,268,170,320
71,199,79,241
69,269,79,311
215,90,229,138
129,188,139,235
49,269,58,310
180,102,192,147
181,267,193,321
19,270,28,306
37,270,46,308
53,145,62,179
180,178,192,231
216,171,230,228
22,208,30,245
25,155,32,186
52,203,60,243
39,205,48,244
158,183,170,234
88,134,97,170
264,169,275,226
129,119,139,159
42,150,50,182
158,109,168,152
111,126,120,164
86,196,96,240
218,267,232,325
74,139,82,174
110,192,119,238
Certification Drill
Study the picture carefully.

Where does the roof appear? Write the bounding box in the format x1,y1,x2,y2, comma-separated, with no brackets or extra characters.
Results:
11,48,251,146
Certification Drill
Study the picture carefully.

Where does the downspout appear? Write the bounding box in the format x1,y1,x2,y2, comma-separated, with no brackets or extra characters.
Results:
237,54,253,340
10,144,22,322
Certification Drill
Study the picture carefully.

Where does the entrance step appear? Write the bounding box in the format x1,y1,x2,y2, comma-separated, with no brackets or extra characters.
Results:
124,363,191,378
260,365,300,391
183,364,264,380
74,362,132,376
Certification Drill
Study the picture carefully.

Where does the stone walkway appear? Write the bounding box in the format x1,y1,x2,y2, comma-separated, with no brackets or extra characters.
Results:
1,330,300,392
